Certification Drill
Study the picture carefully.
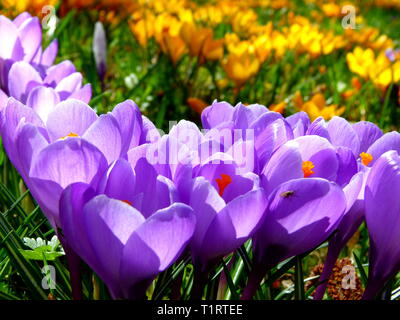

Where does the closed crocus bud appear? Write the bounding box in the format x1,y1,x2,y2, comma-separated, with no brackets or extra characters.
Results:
93,21,107,84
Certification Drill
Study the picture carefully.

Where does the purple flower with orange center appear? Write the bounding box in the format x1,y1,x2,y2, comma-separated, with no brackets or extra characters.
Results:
59,157,196,299
0,97,144,227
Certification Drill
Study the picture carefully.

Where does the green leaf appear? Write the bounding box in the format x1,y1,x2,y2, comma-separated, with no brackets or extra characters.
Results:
353,251,368,287
19,249,64,261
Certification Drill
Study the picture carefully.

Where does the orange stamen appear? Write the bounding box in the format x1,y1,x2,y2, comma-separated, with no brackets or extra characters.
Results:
59,132,79,140
302,161,315,178
216,174,232,196
360,152,373,166
121,200,133,206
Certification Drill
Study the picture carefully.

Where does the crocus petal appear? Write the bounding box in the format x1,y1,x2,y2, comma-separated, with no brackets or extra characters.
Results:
366,132,400,166
327,116,360,155
12,12,31,27
342,171,364,211
82,113,122,164
0,89,7,116
188,177,225,258
46,99,98,141
44,60,76,87
29,138,108,224
306,117,330,141
261,141,303,195
111,99,143,151
254,178,346,268
364,150,400,298
59,182,99,267
8,61,42,102
18,17,42,62
84,195,145,295
250,113,293,168
221,172,258,203
201,101,234,129
1,98,44,166
98,159,136,204
55,72,83,100
131,157,177,218
198,188,267,267
140,115,161,144
68,83,92,104
335,146,358,186
30,138,108,189
0,16,21,59
15,123,49,180
286,111,310,138
293,135,338,180
197,152,237,192
120,203,195,299
353,121,383,153
232,103,268,129
26,86,60,123
41,39,58,67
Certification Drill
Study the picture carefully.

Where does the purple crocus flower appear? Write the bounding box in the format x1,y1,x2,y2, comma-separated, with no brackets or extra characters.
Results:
363,150,400,299
201,101,293,172
59,157,196,299
241,177,347,299
0,97,143,227
0,13,58,92
184,154,268,271
0,12,90,110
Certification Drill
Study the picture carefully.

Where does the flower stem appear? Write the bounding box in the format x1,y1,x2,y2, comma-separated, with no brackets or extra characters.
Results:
64,244,83,300
240,264,266,300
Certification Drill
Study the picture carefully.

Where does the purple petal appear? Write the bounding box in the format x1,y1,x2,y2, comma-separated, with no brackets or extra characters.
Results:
198,188,267,266
111,99,143,151
8,61,42,103
84,195,145,297
26,86,60,123
286,111,310,138
250,114,293,168
55,72,83,100
0,16,22,59
254,178,346,267
41,39,58,67
327,116,360,155
201,101,234,129
30,138,108,189
46,99,97,141
1,98,44,167
44,60,76,87
68,83,92,103
12,12,32,27
353,121,383,153
232,103,268,129
335,146,358,186
293,135,338,180
59,182,99,268
82,114,122,164
261,141,303,195
306,117,330,140
364,150,400,296
15,123,48,180
366,132,400,166
120,203,195,299
98,159,136,203
188,177,224,259
18,17,42,62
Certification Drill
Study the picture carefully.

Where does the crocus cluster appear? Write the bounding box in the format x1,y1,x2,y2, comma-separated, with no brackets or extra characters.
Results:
1,12,400,301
